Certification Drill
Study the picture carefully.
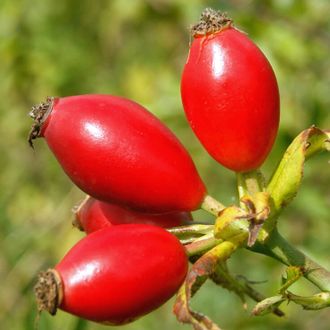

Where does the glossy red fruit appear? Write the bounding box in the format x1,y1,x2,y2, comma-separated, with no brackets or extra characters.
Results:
35,224,188,324
181,9,280,172
28,94,206,212
74,196,192,234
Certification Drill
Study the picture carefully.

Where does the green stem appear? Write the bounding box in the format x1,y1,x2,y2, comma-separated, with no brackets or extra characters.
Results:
168,224,214,245
185,235,221,257
168,224,214,236
250,230,330,292
286,291,330,310
211,262,284,317
236,169,265,201
201,194,225,216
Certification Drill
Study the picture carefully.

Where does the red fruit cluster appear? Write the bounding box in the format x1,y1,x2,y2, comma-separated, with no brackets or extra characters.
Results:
31,94,198,323
31,7,280,327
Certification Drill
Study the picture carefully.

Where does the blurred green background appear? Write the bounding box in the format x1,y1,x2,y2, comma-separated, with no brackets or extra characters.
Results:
0,0,329,329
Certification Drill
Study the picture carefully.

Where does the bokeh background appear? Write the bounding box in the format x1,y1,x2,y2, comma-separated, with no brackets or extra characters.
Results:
0,0,329,329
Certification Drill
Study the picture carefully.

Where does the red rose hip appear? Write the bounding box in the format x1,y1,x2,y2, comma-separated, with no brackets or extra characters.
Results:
181,9,280,172
28,94,206,212
74,196,192,234
35,224,188,324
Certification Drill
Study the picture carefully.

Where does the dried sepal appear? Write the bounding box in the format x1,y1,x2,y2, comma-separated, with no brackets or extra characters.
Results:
174,241,241,330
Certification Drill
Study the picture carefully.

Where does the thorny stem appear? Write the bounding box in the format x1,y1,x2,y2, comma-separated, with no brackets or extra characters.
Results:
201,195,225,216
250,229,330,292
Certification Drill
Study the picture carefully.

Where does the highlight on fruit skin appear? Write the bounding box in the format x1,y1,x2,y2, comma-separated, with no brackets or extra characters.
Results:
181,8,280,172
34,224,188,325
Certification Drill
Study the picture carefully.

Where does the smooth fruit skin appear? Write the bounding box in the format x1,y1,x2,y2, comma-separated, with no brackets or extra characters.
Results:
55,224,188,324
181,27,280,172
75,196,192,234
38,94,206,212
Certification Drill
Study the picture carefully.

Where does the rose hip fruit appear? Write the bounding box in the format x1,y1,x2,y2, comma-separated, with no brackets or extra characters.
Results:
35,224,188,324
181,8,280,172
74,196,192,234
28,94,206,212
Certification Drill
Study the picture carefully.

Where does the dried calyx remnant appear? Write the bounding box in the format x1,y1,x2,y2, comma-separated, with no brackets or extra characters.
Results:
28,96,54,148
34,269,62,316
191,8,233,37
71,197,89,232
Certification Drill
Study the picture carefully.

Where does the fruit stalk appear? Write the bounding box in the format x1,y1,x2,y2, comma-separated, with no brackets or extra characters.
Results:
200,195,225,216
236,170,265,198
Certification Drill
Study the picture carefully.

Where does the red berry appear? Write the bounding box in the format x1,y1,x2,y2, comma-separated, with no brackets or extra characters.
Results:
74,196,192,234
34,224,188,324
29,94,206,212
181,9,280,172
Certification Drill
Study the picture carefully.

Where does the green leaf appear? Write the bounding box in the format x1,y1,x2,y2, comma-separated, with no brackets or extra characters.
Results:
267,126,329,213
252,295,286,316
279,266,304,294
287,291,330,310
173,241,239,330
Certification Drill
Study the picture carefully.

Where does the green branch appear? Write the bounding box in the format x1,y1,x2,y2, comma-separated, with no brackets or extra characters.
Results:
250,230,330,292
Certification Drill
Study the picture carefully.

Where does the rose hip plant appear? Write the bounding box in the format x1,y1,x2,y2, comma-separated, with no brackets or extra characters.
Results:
30,8,329,330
